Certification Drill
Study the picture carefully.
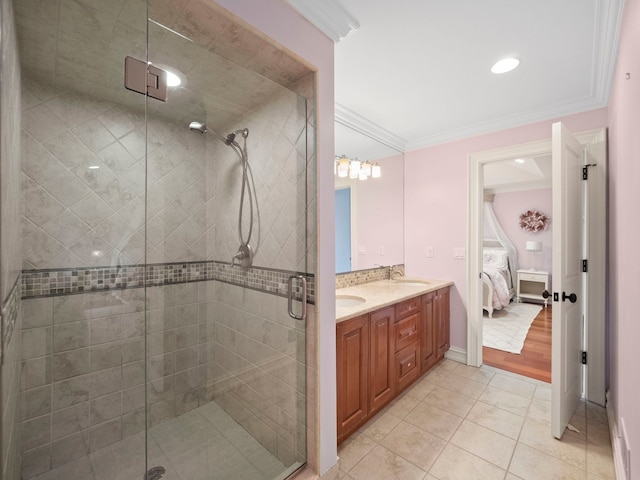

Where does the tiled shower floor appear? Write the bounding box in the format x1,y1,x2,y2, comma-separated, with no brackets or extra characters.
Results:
34,401,287,480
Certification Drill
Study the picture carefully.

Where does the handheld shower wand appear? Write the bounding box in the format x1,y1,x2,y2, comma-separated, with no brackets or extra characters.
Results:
189,121,255,267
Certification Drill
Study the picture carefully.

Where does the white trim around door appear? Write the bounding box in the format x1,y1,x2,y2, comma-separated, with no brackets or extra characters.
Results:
466,128,607,405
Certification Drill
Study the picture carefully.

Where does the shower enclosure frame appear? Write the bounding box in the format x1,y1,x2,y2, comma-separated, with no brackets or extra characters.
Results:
13,1,316,478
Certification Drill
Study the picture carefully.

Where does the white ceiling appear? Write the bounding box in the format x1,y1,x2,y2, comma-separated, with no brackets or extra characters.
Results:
289,0,623,152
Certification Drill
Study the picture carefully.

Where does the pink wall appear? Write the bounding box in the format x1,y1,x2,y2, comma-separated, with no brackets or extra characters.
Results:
352,153,404,270
213,1,337,474
607,0,640,470
492,189,553,274
404,107,608,351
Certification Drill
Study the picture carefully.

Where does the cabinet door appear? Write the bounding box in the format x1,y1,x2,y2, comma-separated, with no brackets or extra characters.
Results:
421,292,438,372
337,315,369,443
369,306,395,415
395,341,420,392
435,288,451,357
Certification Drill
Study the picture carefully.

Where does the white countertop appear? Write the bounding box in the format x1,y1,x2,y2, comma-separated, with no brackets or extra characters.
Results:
336,278,453,323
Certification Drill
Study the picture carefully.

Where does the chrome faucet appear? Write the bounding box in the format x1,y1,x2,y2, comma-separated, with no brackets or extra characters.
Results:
375,264,404,280
390,266,404,279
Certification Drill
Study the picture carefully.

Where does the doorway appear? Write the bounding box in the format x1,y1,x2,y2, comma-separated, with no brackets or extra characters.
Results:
467,128,607,406
480,158,553,382
336,187,352,273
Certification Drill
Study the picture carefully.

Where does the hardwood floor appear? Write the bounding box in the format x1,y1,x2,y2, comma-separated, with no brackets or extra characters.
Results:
483,304,552,383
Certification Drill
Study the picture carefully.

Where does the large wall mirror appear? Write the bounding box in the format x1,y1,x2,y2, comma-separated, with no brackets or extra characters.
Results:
335,122,404,273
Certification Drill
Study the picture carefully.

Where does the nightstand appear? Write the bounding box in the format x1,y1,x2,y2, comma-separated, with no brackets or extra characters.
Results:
516,269,550,307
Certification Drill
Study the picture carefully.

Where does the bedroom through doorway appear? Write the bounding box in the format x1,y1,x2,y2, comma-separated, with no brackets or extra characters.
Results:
480,154,553,383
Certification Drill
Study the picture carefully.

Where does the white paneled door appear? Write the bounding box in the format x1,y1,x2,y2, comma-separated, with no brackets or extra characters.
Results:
551,122,584,439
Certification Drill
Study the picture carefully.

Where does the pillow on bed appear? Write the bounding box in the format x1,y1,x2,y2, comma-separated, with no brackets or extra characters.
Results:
483,248,509,269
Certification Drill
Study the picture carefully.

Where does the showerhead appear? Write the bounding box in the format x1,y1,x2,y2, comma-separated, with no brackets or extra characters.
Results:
189,121,207,134
188,122,249,146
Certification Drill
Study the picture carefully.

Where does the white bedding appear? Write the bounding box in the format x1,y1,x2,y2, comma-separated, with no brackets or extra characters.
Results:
483,248,512,309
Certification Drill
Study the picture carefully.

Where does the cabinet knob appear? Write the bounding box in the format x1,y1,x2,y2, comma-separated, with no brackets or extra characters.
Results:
407,363,411,367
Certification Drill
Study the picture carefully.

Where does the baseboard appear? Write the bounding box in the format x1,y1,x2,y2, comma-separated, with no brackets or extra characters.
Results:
606,391,628,479
445,346,467,364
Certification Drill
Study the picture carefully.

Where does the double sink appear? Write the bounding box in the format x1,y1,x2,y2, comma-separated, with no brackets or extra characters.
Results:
336,277,451,322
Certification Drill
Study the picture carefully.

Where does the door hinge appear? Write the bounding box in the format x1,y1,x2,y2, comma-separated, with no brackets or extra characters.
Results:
124,56,168,102
583,259,588,272
582,351,587,365
582,163,597,180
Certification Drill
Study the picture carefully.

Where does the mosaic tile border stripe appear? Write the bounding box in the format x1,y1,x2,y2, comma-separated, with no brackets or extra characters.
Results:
21,261,315,303
336,265,404,289
2,275,21,358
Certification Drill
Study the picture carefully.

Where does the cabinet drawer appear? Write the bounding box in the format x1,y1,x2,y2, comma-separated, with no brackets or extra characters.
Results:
394,312,419,352
395,341,420,392
396,297,420,319
519,272,545,283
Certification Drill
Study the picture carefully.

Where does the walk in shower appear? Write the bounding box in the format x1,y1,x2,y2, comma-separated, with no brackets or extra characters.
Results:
9,1,315,479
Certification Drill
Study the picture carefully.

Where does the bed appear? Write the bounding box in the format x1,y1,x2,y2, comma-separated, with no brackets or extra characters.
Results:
482,243,516,317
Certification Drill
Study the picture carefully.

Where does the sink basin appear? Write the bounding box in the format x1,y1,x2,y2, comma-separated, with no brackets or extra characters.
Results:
392,279,431,286
336,295,366,308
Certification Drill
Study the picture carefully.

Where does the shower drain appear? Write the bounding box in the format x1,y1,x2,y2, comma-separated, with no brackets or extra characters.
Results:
145,466,166,480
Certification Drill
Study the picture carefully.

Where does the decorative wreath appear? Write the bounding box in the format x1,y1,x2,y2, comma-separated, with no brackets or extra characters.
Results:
519,209,550,232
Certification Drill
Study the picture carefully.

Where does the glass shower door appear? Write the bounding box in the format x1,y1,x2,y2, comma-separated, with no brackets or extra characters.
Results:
16,0,150,479
143,1,313,478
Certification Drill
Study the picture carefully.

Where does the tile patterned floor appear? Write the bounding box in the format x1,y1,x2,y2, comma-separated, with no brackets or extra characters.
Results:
337,360,616,480
34,401,287,480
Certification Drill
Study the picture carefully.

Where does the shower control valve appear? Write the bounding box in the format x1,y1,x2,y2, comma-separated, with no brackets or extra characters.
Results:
232,243,253,268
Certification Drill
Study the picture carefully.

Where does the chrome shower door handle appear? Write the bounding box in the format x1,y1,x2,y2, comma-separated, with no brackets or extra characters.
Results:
288,275,307,321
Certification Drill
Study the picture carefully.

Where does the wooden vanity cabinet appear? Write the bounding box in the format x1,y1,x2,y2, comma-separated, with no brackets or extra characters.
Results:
337,287,450,444
394,298,421,393
369,306,396,415
336,314,369,443
421,292,438,372
421,288,451,372
435,287,451,357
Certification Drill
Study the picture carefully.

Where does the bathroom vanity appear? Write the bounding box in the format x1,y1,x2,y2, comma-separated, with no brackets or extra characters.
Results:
335,279,452,444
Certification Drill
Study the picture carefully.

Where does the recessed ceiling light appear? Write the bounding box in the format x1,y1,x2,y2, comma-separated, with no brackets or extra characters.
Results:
491,57,520,74
515,158,525,164
166,71,181,87
148,62,183,87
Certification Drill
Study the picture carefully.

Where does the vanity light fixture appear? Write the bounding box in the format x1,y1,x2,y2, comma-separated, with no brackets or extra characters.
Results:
335,155,381,180
337,155,349,177
491,57,520,74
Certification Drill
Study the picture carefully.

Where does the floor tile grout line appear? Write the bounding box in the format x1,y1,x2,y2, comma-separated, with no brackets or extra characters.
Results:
338,361,613,480
501,382,536,478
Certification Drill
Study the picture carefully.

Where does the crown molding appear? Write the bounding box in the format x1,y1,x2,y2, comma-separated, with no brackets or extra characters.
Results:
284,0,359,43
592,0,625,105
335,103,407,153
405,95,607,152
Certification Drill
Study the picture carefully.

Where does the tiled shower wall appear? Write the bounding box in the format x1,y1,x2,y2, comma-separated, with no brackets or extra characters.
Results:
20,281,309,478
19,67,314,477
21,76,308,272
1,0,23,479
